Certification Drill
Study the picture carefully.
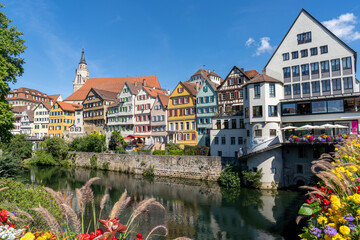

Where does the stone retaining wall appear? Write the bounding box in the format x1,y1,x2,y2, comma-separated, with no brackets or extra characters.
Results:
70,152,228,181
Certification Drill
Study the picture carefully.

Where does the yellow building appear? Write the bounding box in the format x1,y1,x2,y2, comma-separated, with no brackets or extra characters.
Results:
168,81,198,147
48,102,82,138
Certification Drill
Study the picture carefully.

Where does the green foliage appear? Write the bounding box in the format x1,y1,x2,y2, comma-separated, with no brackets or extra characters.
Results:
136,149,151,155
184,145,196,156
219,164,241,188
102,161,109,170
90,154,97,168
0,153,21,177
108,131,126,151
169,150,184,155
41,137,68,160
0,4,26,142
165,142,182,151
2,134,32,159
29,150,57,166
0,178,62,231
242,169,264,189
152,150,166,155
194,145,210,156
70,132,106,152
142,167,154,178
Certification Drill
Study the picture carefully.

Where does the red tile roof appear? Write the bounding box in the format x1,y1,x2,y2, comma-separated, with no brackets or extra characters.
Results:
245,70,259,79
143,86,168,98
158,94,169,108
91,88,118,101
56,102,82,112
48,94,61,101
64,76,161,101
34,102,52,111
191,69,223,82
181,81,198,96
11,106,28,113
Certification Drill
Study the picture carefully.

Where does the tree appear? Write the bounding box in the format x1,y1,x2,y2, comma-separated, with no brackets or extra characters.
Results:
2,134,32,159
41,137,69,160
0,4,26,142
108,131,125,152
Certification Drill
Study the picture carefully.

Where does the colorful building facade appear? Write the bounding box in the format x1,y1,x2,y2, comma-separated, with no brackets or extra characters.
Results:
150,94,169,150
49,102,82,138
32,102,51,139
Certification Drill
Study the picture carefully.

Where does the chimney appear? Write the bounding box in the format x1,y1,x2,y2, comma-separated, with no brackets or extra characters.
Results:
142,79,146,86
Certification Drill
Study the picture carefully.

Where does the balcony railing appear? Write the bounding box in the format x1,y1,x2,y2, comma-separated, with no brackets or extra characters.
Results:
283,134,350,144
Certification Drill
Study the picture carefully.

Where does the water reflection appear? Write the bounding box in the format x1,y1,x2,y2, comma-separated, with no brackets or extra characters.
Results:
20,166,304,240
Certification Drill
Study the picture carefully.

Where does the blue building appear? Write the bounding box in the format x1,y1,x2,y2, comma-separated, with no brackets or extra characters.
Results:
196,79,219,146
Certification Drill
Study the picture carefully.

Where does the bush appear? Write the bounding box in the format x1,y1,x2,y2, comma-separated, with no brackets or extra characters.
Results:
41,137,68,160
184,145,196,156
166,142,182,151
194,145,210,156
242,169,263,189
2,134,32,160
142,167,154,178
0,178,62,231
136,149,151,155
219,164,241,188
169,150,184,155
70,132,106,152
152,150,166,155
29,151,57,166
108,131,126,151
0,153,21,177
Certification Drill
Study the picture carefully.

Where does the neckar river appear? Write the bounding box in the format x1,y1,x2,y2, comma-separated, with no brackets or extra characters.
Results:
18,166,305,240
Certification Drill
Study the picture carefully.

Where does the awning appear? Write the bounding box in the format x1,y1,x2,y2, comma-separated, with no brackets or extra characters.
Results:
123,135,150,139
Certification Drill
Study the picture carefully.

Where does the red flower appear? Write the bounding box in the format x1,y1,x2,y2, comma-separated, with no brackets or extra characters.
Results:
95,228,104,236
76,233,96,240
0,209,8,223
136,234,143,240
322,199,330,205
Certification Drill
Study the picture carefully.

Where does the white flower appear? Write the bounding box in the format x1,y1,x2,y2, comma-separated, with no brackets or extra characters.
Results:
0,225,25,240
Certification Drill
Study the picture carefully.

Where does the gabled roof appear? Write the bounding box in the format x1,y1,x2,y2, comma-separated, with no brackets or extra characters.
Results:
34,102,52,111
11,106,28,113
91,88,118,101
143,86,168,98
25,110,34,122
158,94,169,108
245,70,259,79
218,66,251,89
64,76,161,101
125,82,143,95
181,81,198,96
48,94,61,102
241,73,283,88
205,79,220,91
264,9,357,70
56,102,82,112
190,69,223,82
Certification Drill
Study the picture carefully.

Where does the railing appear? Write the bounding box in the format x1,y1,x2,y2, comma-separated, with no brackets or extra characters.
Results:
283,134,349,144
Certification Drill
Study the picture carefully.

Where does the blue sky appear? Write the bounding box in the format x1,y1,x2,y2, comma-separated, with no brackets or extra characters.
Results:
4,0,360,98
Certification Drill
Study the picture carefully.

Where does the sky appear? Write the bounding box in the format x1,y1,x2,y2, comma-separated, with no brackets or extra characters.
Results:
4,0,360,98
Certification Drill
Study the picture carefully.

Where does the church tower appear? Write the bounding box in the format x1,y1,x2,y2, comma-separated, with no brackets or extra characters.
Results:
73,49,89,93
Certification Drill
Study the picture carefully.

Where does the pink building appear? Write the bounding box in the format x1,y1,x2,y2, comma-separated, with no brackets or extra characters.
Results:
150,94,169,150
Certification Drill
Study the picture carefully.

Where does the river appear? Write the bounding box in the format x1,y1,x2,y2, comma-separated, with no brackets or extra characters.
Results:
18,166,305,240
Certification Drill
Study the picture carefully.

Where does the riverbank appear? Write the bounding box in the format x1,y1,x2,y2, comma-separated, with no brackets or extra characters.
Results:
69,152,237,181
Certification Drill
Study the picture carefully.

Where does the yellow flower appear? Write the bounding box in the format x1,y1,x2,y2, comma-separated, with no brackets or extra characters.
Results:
331,195,342,210
328,222,336,228
43,233,52,240
317,216,328,225
20,232,35,240
36,237,45,240
347,194,360,204
339,225,350,235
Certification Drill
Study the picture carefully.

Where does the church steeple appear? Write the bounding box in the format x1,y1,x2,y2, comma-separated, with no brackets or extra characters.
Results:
79,48,86,65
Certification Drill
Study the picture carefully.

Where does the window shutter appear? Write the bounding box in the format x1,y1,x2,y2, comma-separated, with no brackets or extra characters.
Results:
235,91,239,99
226,92,230,100
192,133,195,140
147,103,150,109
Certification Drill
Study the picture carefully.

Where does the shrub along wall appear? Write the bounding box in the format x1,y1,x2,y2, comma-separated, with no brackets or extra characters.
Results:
71,152,225,181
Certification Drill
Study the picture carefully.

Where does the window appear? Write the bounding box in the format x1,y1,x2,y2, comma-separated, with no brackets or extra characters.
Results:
269,83,275,97
283,53,289,61
178,87,183,93
342,57,352,70
312,101,327,113
229,78,235,86
223,120,229,129
297,32,311,44
214,137,219,145
218,151,222,157
310,47,318,56
270,129,277,137
300,49,308,57
343,77,353,89
268,105,277,117
282,103,296,115
239,119,244,129
292,66,299,77
255,129,262,137
312,81,320,93
253,106,262,117
254,84,260,98
238,137,243,145
332,78,341,91
293,84,300,95
221,137,226,145
301,64,309,76
331,59,340,71
302,82,310,94
321,61,329,73
297,164,303,173
284,85,291,96
231,119,237,129
216,120,221,129
203,86,208,92
231,137,235,145
292,51,299,59
322,80,331,92
283,67,291,78
230,92,234,99
320,45,328,54
327,99,344,113
245,107,249,118
311,62,319,74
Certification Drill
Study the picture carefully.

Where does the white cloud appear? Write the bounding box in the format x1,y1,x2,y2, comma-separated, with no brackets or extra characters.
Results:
255,37,274,56
322,13,360,42
245,37,255,47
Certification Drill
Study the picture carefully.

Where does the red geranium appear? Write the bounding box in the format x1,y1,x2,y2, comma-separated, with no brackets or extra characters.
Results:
0,209,8,223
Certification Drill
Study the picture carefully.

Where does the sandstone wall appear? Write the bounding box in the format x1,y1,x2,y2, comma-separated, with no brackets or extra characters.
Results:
71,152,226,181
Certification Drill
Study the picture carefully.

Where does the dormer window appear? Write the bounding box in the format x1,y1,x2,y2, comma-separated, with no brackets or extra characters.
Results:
178,87,183,93
229,79,235,86
297,32,311,44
